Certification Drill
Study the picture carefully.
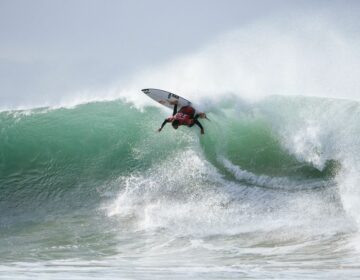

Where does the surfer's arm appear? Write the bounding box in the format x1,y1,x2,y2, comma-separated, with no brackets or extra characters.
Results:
158,119,170,132
172,103,178,116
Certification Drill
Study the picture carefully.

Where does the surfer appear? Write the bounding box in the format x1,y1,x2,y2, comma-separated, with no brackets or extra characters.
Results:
158,102,205,134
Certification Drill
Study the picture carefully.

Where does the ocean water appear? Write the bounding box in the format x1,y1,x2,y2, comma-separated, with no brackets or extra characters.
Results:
1,95,360,279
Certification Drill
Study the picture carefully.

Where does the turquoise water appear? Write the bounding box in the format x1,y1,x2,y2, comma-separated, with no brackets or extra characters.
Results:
1,96,360,279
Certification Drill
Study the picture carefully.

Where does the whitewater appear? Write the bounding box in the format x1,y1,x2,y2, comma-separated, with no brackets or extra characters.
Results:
1,19,360,279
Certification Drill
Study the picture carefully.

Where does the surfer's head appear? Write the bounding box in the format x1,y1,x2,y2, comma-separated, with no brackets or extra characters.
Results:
172,120,179,129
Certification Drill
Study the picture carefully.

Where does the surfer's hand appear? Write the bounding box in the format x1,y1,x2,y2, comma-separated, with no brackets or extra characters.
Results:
158,128,162,132
201,129,205,135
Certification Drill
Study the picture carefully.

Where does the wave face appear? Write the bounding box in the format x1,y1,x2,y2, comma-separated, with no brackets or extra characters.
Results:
0,101,178,219
1,95,360,278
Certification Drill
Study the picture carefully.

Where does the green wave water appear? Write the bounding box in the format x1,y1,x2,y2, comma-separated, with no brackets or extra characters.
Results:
1,95,360,279
0,97,339,214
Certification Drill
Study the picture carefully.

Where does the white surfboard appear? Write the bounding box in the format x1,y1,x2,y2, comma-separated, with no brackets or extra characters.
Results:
141,88,192,110
142,88,209,123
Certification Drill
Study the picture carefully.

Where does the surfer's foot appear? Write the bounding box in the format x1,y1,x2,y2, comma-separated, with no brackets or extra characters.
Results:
198,113,206,119
169,100,178,105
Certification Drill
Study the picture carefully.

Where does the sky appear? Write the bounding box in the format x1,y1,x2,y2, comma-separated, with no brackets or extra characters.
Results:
1,0,360,109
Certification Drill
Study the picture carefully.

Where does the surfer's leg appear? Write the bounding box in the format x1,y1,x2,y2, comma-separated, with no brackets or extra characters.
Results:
173,104,178,116
189,117,204,134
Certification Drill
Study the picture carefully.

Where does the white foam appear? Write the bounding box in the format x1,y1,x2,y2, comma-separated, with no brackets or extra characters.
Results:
105,147,350,239
259,97,360,227
219,156,329,190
